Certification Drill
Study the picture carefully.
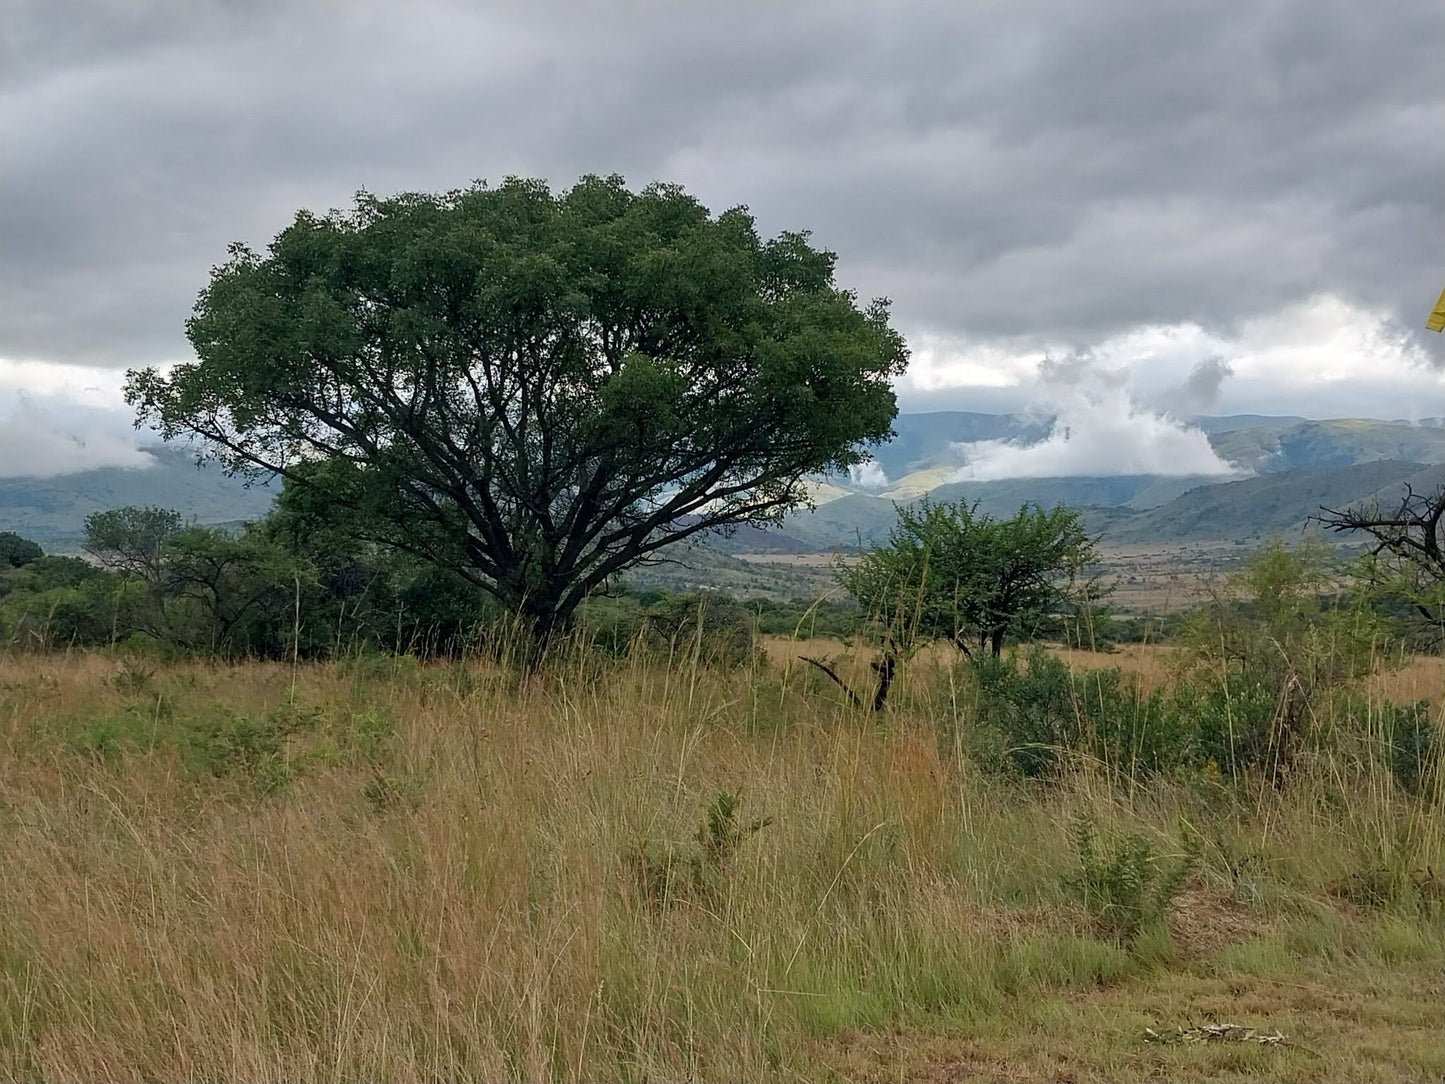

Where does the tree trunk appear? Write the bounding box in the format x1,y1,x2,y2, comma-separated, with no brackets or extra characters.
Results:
871,650,896,712
514,592,578,669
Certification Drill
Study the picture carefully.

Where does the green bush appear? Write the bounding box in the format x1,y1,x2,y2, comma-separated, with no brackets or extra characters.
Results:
1176,540,1390,781
184,704,320,793
0,581,123,650
635,791,770,907
645,593,760,669
969,649,1082,777
0,531,43,568
1166,674,1283,780
579,593,647,658
1378,699,1442,799
52,696,404,798
747,596,860,640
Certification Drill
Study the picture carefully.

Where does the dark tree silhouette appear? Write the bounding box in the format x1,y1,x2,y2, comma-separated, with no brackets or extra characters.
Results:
1319,483,1445,584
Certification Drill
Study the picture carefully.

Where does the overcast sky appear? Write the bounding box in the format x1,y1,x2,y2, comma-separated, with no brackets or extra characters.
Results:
3,0,1444,477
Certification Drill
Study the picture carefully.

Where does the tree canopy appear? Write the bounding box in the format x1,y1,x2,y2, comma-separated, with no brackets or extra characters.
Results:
839,500,1099,659
83,507,304,654
83,506,183,582
0,532,43,569
127,175,907,643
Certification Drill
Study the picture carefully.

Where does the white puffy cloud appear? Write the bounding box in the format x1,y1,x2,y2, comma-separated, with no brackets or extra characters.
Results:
951,365,1237,480
847,460,890,489
911,293,1445,479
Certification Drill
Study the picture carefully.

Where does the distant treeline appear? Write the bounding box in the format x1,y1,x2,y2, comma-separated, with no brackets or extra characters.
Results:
0,517,859,661
3,510,1437,666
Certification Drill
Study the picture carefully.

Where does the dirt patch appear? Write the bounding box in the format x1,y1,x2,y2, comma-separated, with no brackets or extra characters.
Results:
1166,888,1270,958
819,1033,1036,1084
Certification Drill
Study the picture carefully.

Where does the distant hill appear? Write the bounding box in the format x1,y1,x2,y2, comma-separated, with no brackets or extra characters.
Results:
8,413,1445,553
782,474,1224,550
1207,419,1445,474
784,461,1438,550
1352,462,1445,519
1104,460,1431,544
1188,414,1309,434
0,446,276,548
688,520,817,555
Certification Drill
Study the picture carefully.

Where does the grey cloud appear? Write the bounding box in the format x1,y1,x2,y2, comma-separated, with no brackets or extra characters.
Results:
1156,357,1235,418
2,0,1442,371
1036,351,1128,390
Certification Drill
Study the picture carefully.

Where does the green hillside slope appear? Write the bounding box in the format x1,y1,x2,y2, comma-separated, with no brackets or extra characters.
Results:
1103,460,1429,544
1209,419,1445,473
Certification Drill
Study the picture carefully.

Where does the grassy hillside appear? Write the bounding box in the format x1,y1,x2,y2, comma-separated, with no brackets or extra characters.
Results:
782,492,901,549
1210,420,1445,474
782,461,1438,552
1207,427,1289,472
1104,460,1428,544
929,474,1215,514
1187,414,1309,434
783,476,1233,550
1353,463,1445,514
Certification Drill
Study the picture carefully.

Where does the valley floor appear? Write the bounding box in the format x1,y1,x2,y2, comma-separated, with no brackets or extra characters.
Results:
657,540,1246,612
0,651,1440,1082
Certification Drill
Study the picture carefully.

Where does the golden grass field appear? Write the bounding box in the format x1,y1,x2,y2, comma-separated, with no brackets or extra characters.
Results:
768,636,1445,704
0,647,1441,1082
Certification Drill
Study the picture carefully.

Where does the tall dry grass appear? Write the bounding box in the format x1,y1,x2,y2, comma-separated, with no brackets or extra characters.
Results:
0,645,1441,1081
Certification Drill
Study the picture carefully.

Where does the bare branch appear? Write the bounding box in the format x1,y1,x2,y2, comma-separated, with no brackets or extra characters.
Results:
798,656,865,709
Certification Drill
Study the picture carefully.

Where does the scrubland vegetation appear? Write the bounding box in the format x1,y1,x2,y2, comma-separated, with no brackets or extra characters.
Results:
4,174,1444,1082
2,543,1442,1082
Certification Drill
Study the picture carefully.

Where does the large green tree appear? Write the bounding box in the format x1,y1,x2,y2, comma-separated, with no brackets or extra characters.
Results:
128,175,906,644
83,506,183,582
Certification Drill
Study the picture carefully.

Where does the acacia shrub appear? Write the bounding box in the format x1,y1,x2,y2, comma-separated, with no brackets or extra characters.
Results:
645,592,760,670
0,531,43,568
0,556,124,650
1177,540,1393,781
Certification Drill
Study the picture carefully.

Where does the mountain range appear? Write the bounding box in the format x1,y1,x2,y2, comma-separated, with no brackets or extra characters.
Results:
773,413,1445,550
4,413,1444,551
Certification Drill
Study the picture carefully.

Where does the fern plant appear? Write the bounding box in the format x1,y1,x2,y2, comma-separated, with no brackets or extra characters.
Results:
1064,814,1195,942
